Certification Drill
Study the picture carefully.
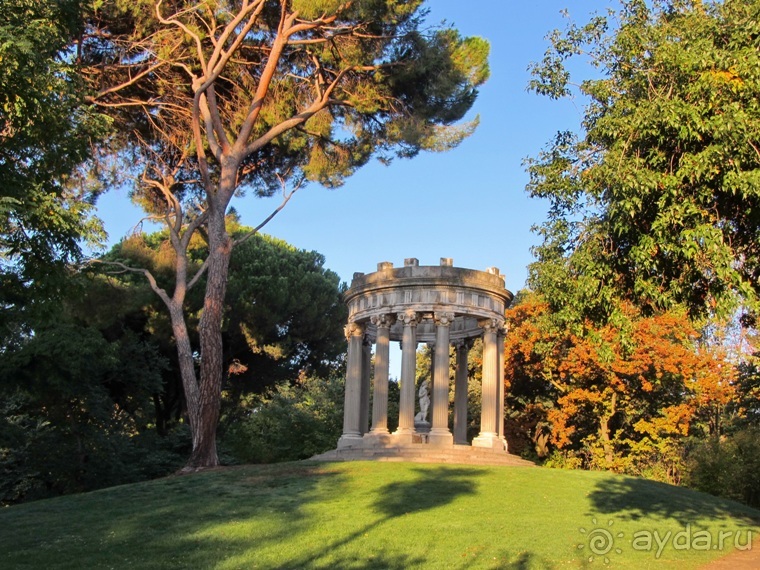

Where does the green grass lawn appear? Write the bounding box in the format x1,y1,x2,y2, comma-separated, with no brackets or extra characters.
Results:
1,461,758,569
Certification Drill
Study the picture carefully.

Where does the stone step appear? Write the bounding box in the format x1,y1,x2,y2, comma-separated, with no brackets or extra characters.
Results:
310,446,535,467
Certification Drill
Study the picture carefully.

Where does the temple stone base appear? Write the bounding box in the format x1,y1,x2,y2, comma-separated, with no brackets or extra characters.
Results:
362,431,392,446
472,433,506,452
391,430,415,445
311,444,534,467
428,430,454,447
337,434,364,449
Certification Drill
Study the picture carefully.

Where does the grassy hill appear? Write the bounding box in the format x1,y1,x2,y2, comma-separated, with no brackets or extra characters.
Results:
1,461,758,569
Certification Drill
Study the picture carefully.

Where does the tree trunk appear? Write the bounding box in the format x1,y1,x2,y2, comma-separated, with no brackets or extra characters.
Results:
168,301,202,453
186,199,232,468
599,415,614,466
599,392,617,467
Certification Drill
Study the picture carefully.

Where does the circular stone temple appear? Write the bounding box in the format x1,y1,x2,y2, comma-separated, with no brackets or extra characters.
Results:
335,257,514,454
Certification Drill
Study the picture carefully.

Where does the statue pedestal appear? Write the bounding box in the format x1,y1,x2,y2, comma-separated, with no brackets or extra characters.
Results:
413,420,430,444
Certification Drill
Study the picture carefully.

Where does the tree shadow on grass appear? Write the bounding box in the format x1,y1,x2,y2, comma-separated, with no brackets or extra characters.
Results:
276,549,426,569
371,466,484,518
268,466,486,569
487,550,559,570
587,475,760,527
278,466,551,570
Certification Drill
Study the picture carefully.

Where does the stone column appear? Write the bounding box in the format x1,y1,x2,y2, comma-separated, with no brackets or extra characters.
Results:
453,340,471,445
393,310,418,444
338,322,366,448
497,325,507,450
360,338,372,434
429,312,454,447
473,318,503,450
365,313,394,444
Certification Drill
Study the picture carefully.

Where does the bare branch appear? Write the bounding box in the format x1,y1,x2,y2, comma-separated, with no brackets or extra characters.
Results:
187,257,210,291
89,259,172,307
204,0,264,80
748,140,760,162
91,61,168,101
201,86,229,157
156,0,206,72
233,9,292,152
244,66,353,156
233,177,303,248
179,208,209,251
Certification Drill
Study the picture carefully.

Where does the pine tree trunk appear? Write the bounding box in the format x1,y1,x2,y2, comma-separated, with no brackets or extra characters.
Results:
186,200,231,468
168,302,202,452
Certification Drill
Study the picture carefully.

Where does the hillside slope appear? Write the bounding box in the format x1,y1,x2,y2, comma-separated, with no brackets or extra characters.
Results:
1,461,757,569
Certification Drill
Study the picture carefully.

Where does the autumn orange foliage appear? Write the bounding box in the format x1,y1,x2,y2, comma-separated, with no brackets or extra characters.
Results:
504,294,735,476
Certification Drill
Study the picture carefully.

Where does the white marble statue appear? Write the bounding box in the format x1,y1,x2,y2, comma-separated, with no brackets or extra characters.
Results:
414,380,430,423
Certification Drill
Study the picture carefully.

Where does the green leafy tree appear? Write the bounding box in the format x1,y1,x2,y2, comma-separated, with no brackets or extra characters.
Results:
527,0,760,323
0,0,112,356
0,225,344,502
81,0,489,468
726,359,760,430
223,230,347,395
686,427,760,508
0,0,109,289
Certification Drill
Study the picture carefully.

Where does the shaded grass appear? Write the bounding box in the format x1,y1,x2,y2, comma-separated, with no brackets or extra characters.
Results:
1,461,758,569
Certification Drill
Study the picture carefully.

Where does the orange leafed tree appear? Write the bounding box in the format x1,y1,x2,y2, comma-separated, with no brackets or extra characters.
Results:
504,293,735,475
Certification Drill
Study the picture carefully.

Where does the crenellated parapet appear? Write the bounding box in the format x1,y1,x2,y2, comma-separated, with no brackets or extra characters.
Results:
345,258,512,344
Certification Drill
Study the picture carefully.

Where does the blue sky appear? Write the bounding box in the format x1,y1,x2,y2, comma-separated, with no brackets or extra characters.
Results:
96,0,613,293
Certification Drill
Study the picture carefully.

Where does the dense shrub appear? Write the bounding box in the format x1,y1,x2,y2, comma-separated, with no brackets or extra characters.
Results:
0,392,189,505
0,324,188,505
542,450,584,470
223,374,345,463
685,428,760,508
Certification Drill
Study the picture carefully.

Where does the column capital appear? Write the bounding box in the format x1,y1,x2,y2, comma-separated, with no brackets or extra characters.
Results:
434,311,455,327
397,310,419,327
453,338,475,351
478,317,504,333
344,321,365,340
370,313,396,329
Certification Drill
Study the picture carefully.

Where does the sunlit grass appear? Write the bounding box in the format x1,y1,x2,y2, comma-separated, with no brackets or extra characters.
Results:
1,461,758,569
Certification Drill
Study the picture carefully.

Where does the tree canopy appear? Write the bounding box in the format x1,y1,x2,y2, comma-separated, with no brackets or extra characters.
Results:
83,0,488,191
108,223,347,404
511,0,760,483
527,0,760,323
